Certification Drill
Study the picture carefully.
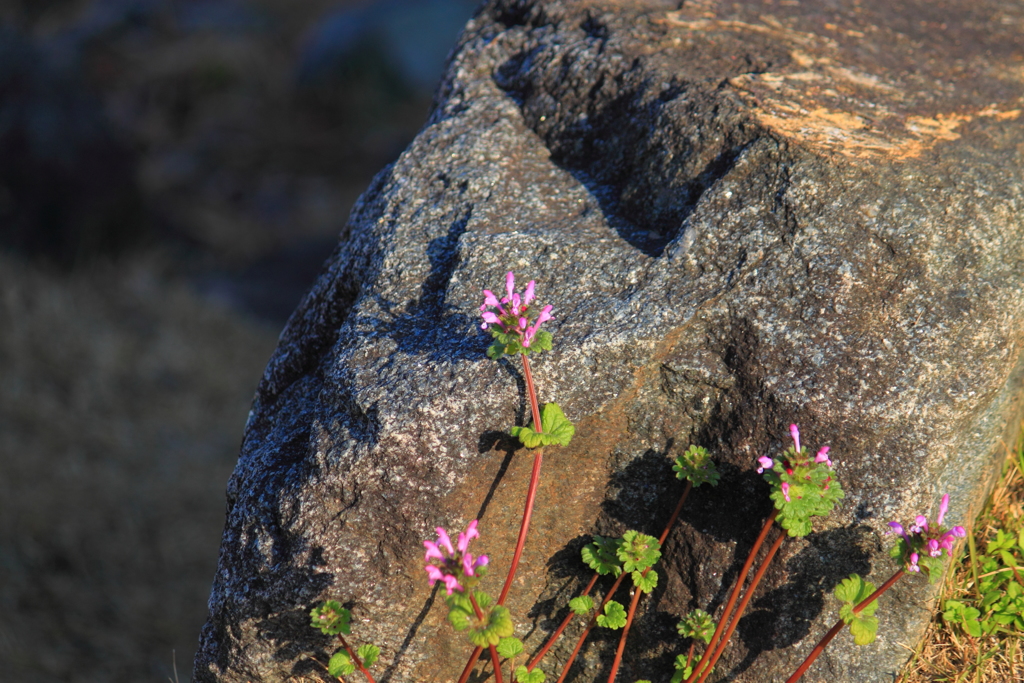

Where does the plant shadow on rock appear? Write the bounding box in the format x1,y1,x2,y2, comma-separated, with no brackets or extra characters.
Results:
524,534,596,643
380,208,481,363
726,525,876,679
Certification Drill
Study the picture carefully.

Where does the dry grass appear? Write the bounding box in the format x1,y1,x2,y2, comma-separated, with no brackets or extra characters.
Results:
897,434,1024,683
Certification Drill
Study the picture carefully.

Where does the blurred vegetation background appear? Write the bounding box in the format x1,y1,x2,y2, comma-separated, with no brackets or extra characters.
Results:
0,0,478,680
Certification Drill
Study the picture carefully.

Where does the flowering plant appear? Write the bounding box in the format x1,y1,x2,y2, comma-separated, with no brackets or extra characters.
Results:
424,520,489,595
758,424,845,537
481,272,554,359
888,494,967,581
304,271,970,683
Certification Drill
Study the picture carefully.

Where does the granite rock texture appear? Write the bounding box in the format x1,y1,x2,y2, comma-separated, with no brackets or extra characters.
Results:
195,0,1024,681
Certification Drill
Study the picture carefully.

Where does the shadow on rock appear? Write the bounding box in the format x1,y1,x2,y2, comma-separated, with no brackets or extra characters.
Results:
729,524,877,678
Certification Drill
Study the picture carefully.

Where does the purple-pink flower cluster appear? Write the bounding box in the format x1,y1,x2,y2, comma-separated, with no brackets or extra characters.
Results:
480,271,553,348
424,520,489,595
756,424,834,502
887,494,966,573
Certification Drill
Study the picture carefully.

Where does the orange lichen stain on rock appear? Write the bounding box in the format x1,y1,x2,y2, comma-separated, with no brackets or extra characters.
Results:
745,101,1021,161
659,11,836,49
661,10,1023,161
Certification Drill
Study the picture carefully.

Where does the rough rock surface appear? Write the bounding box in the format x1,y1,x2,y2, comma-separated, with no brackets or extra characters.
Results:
195,0,1024,681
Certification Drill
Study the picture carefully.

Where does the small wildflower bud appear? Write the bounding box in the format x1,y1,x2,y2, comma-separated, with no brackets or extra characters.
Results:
756,456,773,474
781,482,791,502
442,575,462,594
506,271,515,299
436,528,454,555
937,494,950,526
887,521,908,540
524,280,536,305
790,424,801,453
815,446,832,467
457,520,479,553
483,290,501,308
952,526,966,538
424,540,444,562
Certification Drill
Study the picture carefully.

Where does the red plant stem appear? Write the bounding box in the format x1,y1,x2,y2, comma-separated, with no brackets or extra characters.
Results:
660,480,693,545
456,647,483,683
551,477,697,680
556,571,630,683
605,481,694,682
527,573,600,671
695,527,786,683
459,354,546,682
520,353,543,434
338,634,377,683
607,584,645,683
785,569,905,683
686,510,778,683
685,641,696,671
498,447,544,606
496,352,548,607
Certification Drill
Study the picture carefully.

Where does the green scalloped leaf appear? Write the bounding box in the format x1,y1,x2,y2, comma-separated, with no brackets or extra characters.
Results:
677,609,715,644
497,636,524,659
569,595,594,615
511,403,575,449
618,530,661,573
596,600,627,630
672,445,720,487
581,535,623,577
633,569,658,594
310,601,351,636
468,605,514,647
357,643,380,668
328,650,355,677
515,665,546,683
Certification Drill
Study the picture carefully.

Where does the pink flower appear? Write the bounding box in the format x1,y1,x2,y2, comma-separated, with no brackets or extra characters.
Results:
482,290,501,308
481,272,553,353
887,521,908,540
457,520,479,553
781,482,791,502
937,494,950,526
423,520,486,595
790,424,801,453
908,552,921,572
815,446,832,467
757,456,773,474
888,494,966,575
423,540,444,562
435,527,454,555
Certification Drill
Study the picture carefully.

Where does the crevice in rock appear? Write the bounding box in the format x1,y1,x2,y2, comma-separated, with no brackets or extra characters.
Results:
493,30,763,257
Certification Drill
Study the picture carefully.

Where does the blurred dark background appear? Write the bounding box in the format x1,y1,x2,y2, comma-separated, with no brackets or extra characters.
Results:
0,0,477,680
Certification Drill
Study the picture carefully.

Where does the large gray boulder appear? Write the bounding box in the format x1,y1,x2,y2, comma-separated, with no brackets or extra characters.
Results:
195,0,1024,681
